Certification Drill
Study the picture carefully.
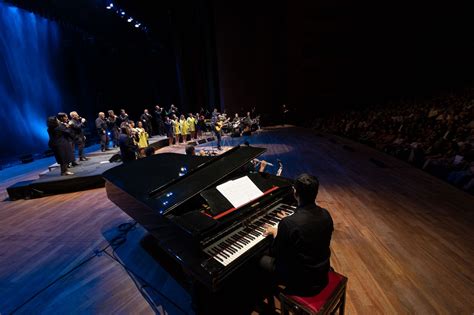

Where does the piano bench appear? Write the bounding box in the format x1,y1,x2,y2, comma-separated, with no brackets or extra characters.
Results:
279,271,348,315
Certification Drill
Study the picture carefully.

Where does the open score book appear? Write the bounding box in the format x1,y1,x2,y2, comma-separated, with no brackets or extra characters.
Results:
216,176,264,209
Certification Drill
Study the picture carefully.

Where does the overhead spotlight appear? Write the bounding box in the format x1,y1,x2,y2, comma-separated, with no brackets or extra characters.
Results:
106,3,114,9
134,22,141,28
127,17,133,22
120,10,126,16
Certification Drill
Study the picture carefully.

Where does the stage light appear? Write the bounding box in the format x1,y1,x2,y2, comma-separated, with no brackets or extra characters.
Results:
127,17,133,22
106,3,114,9
120,10,126,16
134,22,141,28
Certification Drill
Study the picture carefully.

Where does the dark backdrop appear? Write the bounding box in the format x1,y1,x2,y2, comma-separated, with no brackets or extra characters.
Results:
1,0,473,164
0,1,180,164
212,0,474,119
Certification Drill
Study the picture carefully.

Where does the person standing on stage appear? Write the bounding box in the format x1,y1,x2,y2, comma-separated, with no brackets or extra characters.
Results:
140,108,153,137
212,108,219,120
128,120,139,144
106,110,120,148
154,105,166,136
47,115,74,175
172,115,181,145
211,114,222,150
119,109,129,125
136,121,149,158
95,112,109,152
187,113,196,140
69,111,88,161
196,113,206,139
119,123,137,163
260,173,334,296
57,112,78,167
179,114,189,143
169,104,178,118
164,115,174,146
281,104,289,126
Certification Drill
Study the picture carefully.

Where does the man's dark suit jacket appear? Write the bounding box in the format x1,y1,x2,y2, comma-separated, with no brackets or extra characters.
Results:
271,203,334,296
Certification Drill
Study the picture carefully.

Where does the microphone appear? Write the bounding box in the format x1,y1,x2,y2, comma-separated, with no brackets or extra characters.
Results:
253,158,274,167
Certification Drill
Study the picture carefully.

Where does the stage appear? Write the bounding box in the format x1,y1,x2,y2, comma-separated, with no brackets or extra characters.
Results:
0,126,473,314
5,135,171,200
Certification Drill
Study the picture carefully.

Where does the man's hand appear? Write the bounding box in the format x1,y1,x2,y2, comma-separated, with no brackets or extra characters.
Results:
258,160,267,172
276,210,288,220
263,224,277,238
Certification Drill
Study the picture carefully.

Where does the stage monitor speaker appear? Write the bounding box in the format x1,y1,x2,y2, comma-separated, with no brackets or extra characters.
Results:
207,137,215,142
197,139,206,144
109,153,122,163
188,141,197,146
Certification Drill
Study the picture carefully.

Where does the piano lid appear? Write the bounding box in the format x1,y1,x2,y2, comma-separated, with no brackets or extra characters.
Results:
102,145,266,215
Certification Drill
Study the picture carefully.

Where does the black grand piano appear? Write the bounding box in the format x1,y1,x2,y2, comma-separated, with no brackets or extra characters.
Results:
102,145,295,305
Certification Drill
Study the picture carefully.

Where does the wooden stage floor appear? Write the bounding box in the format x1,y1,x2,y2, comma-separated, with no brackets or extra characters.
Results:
0,126,473,314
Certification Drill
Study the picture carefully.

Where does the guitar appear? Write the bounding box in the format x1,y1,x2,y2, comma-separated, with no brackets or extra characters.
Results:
215,118,230,132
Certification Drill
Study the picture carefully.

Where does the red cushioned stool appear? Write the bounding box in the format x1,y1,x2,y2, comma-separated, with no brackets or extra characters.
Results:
279,271,348,315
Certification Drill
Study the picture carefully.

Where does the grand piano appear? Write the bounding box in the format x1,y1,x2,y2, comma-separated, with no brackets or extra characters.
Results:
102,145,295,293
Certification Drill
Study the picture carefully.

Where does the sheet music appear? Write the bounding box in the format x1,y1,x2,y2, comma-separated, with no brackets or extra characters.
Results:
216,176,263,209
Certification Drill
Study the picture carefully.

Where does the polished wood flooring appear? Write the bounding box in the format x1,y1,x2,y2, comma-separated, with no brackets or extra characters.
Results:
0,126,473,314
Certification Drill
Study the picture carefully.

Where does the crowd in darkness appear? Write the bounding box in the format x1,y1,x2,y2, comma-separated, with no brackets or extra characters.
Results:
312,89,474,194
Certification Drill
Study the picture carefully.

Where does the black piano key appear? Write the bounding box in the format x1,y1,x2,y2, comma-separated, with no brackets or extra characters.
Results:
226,243,239,253
223,243,236,254
249,230,260,237
246,234,256,240
216,245,231,258
230,236,244,248
208,249,224,262
237,233,251,244
230,241,243,250
225,242,240,253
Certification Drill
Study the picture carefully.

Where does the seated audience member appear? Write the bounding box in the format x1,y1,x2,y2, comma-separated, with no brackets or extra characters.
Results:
260,173,334,296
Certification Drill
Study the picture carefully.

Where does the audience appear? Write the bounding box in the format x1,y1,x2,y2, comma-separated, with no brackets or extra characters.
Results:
312,88,474,194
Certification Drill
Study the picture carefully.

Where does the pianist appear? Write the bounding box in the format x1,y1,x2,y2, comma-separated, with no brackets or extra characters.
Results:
260,173,334,296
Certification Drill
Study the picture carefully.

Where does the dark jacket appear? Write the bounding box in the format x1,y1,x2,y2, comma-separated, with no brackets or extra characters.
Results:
119,133,137,162
48,124,74,164
95,117,107,136
272,203,334,296
69,118,86,141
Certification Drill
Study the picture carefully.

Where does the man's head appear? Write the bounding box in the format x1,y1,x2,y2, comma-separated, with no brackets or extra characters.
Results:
185,144,195,156
69,111,79,119
57,112,68,122
293,173,319,206
98,112,105,119
145,146,155,157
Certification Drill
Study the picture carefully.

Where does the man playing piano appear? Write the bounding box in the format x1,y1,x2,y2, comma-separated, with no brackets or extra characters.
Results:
261,173,334,296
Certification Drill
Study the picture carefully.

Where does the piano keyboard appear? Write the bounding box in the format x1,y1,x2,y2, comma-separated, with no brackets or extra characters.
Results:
204,203,296,266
